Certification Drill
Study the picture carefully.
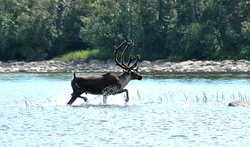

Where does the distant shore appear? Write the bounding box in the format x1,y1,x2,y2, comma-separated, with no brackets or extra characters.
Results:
0,59,250,73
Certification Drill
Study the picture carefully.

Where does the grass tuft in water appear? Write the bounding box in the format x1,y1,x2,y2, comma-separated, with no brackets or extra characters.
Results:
202,92,208,103
152,91,249,105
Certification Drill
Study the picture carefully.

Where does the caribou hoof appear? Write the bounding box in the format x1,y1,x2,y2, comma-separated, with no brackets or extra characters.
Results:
125,98,129,103
79,96,88,102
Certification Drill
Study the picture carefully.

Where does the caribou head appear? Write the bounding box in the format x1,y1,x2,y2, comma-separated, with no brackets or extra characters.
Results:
114,40,142,85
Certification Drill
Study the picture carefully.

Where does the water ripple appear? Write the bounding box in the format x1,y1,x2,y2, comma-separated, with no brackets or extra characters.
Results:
0,73,250,146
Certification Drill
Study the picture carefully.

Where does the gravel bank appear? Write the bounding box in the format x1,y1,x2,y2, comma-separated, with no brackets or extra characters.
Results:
0,59,249,73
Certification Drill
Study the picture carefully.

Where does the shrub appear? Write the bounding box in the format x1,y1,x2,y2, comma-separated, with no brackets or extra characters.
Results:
60,48,113,61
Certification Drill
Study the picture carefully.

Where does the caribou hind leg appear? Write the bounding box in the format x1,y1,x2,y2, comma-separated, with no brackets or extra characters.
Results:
67,94,77,105
79,96,88,102
67,92,88,105
68,76,88,105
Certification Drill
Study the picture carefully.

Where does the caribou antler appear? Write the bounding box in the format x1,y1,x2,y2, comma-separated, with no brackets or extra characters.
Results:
114,40,140,71
114,40,128,70
128,55,140,70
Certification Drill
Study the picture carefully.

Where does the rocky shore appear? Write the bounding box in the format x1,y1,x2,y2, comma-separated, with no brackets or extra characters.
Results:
228,101,250,107
0,59,250,73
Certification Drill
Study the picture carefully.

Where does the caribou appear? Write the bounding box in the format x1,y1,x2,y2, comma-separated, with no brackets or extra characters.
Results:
67,40,142,105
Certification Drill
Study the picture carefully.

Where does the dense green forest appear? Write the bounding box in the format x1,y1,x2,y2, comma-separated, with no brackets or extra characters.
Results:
0,0,249,61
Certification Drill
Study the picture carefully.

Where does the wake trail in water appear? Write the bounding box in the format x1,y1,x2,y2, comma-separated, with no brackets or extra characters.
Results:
0,94,69,108
0,93,131,108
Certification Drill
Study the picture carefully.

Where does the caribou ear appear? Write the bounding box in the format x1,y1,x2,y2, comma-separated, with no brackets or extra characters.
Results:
73,72,76,79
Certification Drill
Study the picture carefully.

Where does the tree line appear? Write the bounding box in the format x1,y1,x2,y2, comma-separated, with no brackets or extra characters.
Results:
0,0,249,61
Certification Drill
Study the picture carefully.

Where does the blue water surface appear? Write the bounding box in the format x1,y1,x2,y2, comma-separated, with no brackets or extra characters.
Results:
0,73,249,146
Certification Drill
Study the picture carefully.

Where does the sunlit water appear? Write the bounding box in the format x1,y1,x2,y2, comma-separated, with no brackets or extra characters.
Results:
0,73,250,146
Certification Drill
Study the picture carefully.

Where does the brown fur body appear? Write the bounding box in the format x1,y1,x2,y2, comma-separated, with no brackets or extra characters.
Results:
72,73,121,95
67,72,142,105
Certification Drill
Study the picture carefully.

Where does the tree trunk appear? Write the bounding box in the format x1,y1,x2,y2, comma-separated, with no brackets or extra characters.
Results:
2,0,6,14
128,0,132,40
55,0,65,53
138,0,145,52
191,0,197,23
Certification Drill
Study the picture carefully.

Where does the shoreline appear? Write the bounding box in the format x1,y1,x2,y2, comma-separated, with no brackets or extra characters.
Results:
0,59,250,73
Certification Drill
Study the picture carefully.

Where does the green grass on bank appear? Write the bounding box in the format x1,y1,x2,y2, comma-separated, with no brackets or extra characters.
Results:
59,47,182,61
59,49,113,61
59,48,250,62
60,49,98,61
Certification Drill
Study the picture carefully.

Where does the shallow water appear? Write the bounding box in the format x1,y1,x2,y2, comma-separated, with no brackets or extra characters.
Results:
0,73,250,146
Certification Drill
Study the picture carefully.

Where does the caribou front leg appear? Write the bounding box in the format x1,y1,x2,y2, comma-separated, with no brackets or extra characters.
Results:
103,95,107,104
113,89,129,103
102,87,130,104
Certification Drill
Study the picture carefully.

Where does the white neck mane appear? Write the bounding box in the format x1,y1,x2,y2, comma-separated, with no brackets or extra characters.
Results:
119,74,131,89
